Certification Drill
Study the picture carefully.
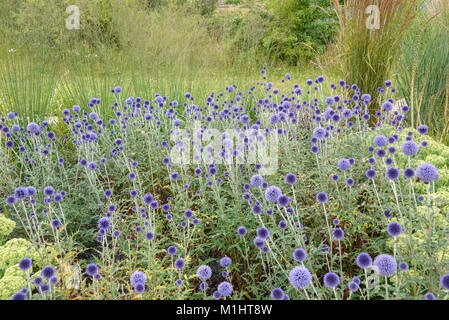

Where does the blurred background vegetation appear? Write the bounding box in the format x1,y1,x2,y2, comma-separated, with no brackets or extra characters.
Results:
0,0,447,144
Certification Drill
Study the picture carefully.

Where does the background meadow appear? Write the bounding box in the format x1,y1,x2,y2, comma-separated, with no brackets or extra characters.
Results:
0,0,449,300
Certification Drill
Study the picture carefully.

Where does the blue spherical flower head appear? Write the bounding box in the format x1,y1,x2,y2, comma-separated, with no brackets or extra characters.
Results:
130,271,147,287
217,281,233,297
440,274,449,290
134,283,145,294
352,277,361,285
285,173,297,185
270,288,285,300
11,292,27,300
265,186,282,203
237,226,247,236
41,266,55,279
86,263,98,277
356,253,372,269
316,192,328,203
417,125,429,135
253,237,265,249
277,195,291,207
338,159,350,171
399,262,409,271
43,186,55,196
416,163,439,183
175,279,183,287
332,228,345,240
424,292,436,300
289,266,311,289
313,127,326,139
51,219,61,229
323,272,340,288
348,281,359,292
250,174,264,187
386,167,400,180
33,276,43,286
374,254,397,277
373,135,387,147
387,222,402,237
98,217,110,231
197,265,212,281
174,258,185,270
145,232,154,241
293,248,307,262
18,258,32,271
213,290,222,300
404,168,415,179
401,141,419,156
220,257,232,268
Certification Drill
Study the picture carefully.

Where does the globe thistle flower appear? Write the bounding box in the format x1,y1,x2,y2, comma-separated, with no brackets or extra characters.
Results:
404,168,415,179
316,192,328,203
416,163,439,183
323,272,340,288
356,253,372,269
167,246,178,256
399,262,409,271
440,274,449,290
401,141,419,156
130,271,147,287
145,232,154,241
134,283,145,294
86,263,98,276
293,248,307,262
417,125,429,135
348,282,359,292
285,173,297,185
387,222,402,237
97,217,110,231
43,186,55,197
33,277,43,286
270,288,285,300
373,135,387,147
313,127,326,139
424,292,436,300
5,195,17,206
11,292,27,300
386,167,400,180
174,258,185,270
289,266,311,289
250,174,264,187
41,266,55,279
252,204,262,215
265,186,282,203
311,145,319,154
338,159,350,171
175,279,183,287
49,276,59,286
213,290,222,300
277,195,291,207
220,257,232,268
373,254,397,277
346,178,354,186
26,122,40,134
18,258,32,271
352,277,361,285
217,281,233,297
237,226,247,236
332,228,345,240
197,265,212,281
253,237,265,249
